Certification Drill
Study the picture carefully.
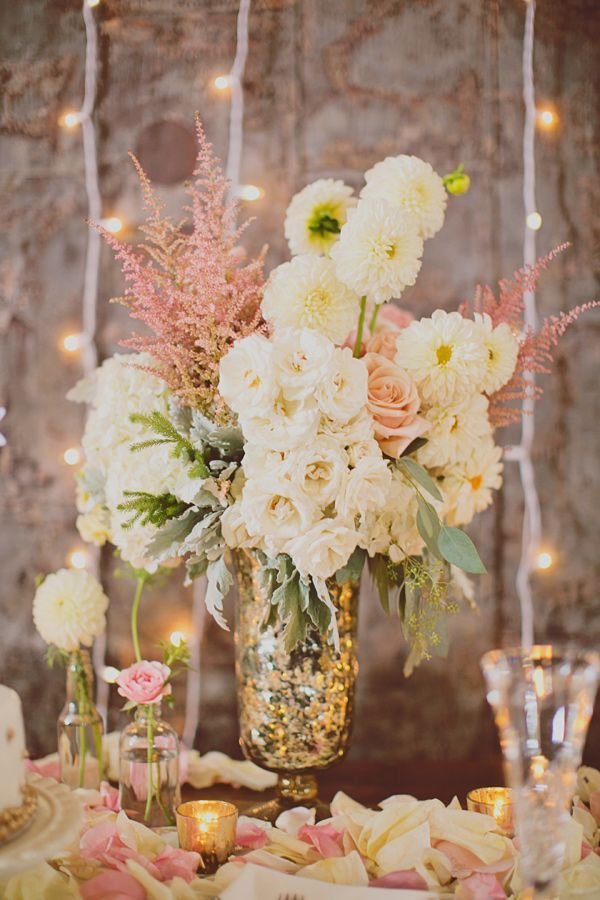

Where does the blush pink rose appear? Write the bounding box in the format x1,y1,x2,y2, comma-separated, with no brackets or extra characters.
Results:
116,660,172,706
365,329,399,360
363,352,429,458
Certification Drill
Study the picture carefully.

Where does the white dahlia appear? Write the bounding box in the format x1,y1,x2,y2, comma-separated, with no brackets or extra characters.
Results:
441,437,503,527
416,393,492,469
33,569,109,651
331,199,424,305
262,255,360,344
360,155,447,239
473,313,520,395
284,178,357,257
395,310,488,405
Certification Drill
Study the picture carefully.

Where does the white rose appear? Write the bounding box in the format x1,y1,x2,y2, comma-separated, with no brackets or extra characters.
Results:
346,438,382,467
320,407,375,446
273,328,335,401
286,436,349,507
219,333,278,416
316,347,368,424
336,455,392,519
358,469,424,561
240,478,319,541
240,395,319,451
287,517,359,580
242,444,290,480
221,503,256,550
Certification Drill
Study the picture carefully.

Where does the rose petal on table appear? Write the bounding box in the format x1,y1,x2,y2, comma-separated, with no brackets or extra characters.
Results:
429,808,509,864
80,870,146,900
360,799,442,860
590,790,600,825
375,821,431,874
153,844,202,883
100,781,121,811
370,869,429,889
455,872,506,899
116,809,164,856
573,804,598,846
234,848,299,873
298,822,345,858
433,840,514,878
275,805,316,836
25,755,60,780
299,849,370,885
236,816,270,849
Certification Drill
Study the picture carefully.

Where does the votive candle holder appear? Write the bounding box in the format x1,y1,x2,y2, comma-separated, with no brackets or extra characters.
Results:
176,800,238,873
467,787,514,836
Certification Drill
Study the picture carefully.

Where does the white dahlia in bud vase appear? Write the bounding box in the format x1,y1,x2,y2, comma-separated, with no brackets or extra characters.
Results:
69,117,598,818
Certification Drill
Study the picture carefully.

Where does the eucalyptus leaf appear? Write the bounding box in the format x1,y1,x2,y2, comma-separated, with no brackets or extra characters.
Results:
205,556,233,630
335,547,366,585
398,458,443,501
400,436,429,458
438,526,487,574
369,554,390,614
415,495,443,561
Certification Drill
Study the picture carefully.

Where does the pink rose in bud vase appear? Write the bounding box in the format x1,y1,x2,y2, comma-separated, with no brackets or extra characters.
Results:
116,660,172,706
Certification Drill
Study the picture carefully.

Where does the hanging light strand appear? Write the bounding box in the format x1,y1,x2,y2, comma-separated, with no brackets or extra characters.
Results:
510,0,541,649
182,0,253,749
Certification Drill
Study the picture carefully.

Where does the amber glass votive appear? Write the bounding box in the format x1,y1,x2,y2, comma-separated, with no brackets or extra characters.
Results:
467,787,513,836
176,800,238,873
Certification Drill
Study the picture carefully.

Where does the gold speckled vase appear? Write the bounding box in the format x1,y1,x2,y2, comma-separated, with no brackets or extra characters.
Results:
233,550,359,821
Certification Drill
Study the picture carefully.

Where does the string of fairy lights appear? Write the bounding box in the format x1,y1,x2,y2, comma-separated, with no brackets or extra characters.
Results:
40,0,557,722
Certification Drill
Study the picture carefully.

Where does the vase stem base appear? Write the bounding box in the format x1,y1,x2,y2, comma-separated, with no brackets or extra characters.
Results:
242,772,328,823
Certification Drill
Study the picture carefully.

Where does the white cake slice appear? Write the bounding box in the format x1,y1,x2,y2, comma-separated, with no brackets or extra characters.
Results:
0,685,26,812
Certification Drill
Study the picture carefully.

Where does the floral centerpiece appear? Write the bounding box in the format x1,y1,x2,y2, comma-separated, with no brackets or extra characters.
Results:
71,120,593,674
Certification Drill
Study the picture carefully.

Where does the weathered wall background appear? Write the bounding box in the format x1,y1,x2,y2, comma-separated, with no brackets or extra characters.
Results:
1,0,598,762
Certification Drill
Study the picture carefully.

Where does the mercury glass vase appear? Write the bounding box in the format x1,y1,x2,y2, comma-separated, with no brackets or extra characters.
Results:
234,551,359,821
481,645,599,900
57,649,104,790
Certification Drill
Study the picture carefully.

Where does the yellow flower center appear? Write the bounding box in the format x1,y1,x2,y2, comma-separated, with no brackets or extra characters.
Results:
436,344,453,366
244,369,261,389
304,289,330,320
488,347,495,361
469,474,483,491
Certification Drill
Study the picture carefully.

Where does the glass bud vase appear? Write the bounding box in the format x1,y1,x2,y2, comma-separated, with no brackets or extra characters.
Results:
58,649,104,790
481,645,599,900
118,703,181,827
234,550,359,822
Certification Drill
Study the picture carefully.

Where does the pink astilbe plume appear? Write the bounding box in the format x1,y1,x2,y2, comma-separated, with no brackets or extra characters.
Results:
100,117,267,422
460,245,599,426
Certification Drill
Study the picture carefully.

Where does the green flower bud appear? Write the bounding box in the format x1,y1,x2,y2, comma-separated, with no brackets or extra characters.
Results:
443,165,471,196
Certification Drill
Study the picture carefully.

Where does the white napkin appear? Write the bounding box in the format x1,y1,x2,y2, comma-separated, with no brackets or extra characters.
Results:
220,864,440,900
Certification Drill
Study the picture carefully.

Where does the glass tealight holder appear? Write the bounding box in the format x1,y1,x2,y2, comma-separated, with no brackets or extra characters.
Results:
466,787,513,836
176,800,238,874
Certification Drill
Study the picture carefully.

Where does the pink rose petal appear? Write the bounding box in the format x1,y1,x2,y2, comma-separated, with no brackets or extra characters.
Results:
80,870,146,900
590,789,600,825
298,822,345,858
153,844,202,883
370,870,429,889
456,873,506,899
582,841,592,859
100,781,121,812
379,304,414,330
26,758,60,780
434,840,514,878
236,818,269,849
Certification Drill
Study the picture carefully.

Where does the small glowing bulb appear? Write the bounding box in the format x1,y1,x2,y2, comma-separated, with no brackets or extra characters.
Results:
214,74,232,90
237,184,264,202
101,666,120,684
87,0,101,7
61,110,81,128
63,447,82,466
101,216,123,234
62,333,84,353
68,549,89,570
537,108,557,128
536,551,553,570
170,630,187,647
526,211,542,231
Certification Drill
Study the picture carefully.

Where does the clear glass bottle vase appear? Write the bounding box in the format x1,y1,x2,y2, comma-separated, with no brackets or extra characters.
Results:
57,649,105,790
118,703,180,827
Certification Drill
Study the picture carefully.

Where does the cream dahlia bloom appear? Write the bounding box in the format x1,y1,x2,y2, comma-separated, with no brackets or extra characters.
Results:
441,437,503,526
395,310,488,405
33,569,109,651
331,199,424,305
360,154,447,239
262,255,359,344
416,393,492,469
473,313,520,395
284,178,357,256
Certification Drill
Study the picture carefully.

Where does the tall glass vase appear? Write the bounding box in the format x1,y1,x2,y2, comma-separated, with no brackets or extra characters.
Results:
57,649,104,790
481,645,599,899
234,551,359,822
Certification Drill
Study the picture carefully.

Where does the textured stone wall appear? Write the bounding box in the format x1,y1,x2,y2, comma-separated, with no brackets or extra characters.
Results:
1,0,598,762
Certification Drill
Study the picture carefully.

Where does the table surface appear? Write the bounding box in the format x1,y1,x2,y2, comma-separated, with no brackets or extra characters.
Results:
184,755,506,812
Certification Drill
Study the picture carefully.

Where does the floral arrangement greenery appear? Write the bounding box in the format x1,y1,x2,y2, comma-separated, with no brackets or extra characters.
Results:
70,119,596,671
33,569,109,785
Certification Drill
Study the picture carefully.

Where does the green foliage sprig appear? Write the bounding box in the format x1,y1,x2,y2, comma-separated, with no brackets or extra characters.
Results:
129,411,209,477
117,491,190,529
